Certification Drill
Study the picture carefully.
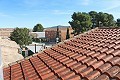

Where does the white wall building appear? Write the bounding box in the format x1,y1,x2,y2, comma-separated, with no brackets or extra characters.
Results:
30,32,45,38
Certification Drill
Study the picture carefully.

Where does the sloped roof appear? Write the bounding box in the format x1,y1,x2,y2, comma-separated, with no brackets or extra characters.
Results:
46,25,70,29
3,28,120,80
44,26,71,31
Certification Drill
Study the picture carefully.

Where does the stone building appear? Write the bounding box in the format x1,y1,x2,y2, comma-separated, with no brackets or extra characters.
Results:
0,39,23,66
0,28,14,39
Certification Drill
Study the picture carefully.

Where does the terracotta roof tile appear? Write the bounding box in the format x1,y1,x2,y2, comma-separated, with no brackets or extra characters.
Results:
96,62,112,73
57,68,69,75
107,43,115,48
66,75,81,80
112,49,120,56
84,70,101,80
85,58,97,66
94,53,106,60
106,48,114,54
108,56,120,66
76,55,87,62
90,61,104,69
113,44,120,49
81,57,91,64
94,74,109,80
101,55,113,62
79,67,93,77
104,66,120,78
113,72,120,79
90,52,100,58
60,71,76,80
3,28,120,80
114,40,120,44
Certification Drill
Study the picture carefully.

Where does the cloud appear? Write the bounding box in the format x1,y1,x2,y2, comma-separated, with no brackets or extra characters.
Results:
22,0,41,7
52,10,73,15
100,0,120,11
0,13,9,17
102,4,120,11
81,0,90,6
106,12,120,19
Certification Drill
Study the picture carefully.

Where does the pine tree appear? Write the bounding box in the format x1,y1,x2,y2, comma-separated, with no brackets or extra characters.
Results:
56,26,59,38
10,27,32,47
56,26,60,43
117,18,120,27
66,28,70,39
33,24,44,32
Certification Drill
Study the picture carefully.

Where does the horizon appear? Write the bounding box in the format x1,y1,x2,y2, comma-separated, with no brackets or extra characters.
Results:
0,0,120,28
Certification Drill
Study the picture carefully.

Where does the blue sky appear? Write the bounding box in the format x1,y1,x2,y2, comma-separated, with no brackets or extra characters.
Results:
0,0,120,28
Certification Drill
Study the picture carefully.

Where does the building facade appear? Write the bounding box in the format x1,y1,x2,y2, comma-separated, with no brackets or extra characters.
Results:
30,32,45,38
0,28,14,39
45,26,74,42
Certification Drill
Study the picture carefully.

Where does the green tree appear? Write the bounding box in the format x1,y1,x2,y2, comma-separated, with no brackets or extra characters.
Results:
33,24,44,32
89,11,115,27
69,12,92,35
10,27,32,47
56,26,59,38
96,12,115,27
66,28,70,39
69,11,115,35
116,18,120,27
107,14,114,27
89,11,97,18
89,11,97,28
56,26,61,42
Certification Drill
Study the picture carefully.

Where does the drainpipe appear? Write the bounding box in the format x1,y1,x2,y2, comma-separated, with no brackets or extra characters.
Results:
0,47,3,80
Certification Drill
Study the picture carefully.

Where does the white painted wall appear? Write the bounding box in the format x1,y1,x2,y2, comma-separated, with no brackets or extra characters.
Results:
26,45,44,53
31,32,45,38
0,47,3,80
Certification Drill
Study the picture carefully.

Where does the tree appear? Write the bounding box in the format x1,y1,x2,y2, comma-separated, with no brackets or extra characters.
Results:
69,12,92,35
56,26,59,38
66,28,70,39
33,24,44,32
89,11,97,28
69,11,116,35
10,27,32,47
89,11,115,27
56,26,60,43
107,14,114,27
116,18,120,27
96,12,115,27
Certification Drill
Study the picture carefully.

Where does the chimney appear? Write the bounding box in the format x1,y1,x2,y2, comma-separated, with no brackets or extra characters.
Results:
0,47,3,80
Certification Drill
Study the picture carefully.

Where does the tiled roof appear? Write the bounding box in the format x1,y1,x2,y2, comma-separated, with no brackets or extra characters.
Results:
3,28,120,80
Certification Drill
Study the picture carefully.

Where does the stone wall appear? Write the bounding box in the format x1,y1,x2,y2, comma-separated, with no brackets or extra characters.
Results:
0,28,14,39
0,39,23,66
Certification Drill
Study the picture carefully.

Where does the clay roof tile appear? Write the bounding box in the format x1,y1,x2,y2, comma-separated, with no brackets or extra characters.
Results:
3,28,120,80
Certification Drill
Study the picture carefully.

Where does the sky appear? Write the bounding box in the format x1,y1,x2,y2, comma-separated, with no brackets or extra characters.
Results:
0,0,120,28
